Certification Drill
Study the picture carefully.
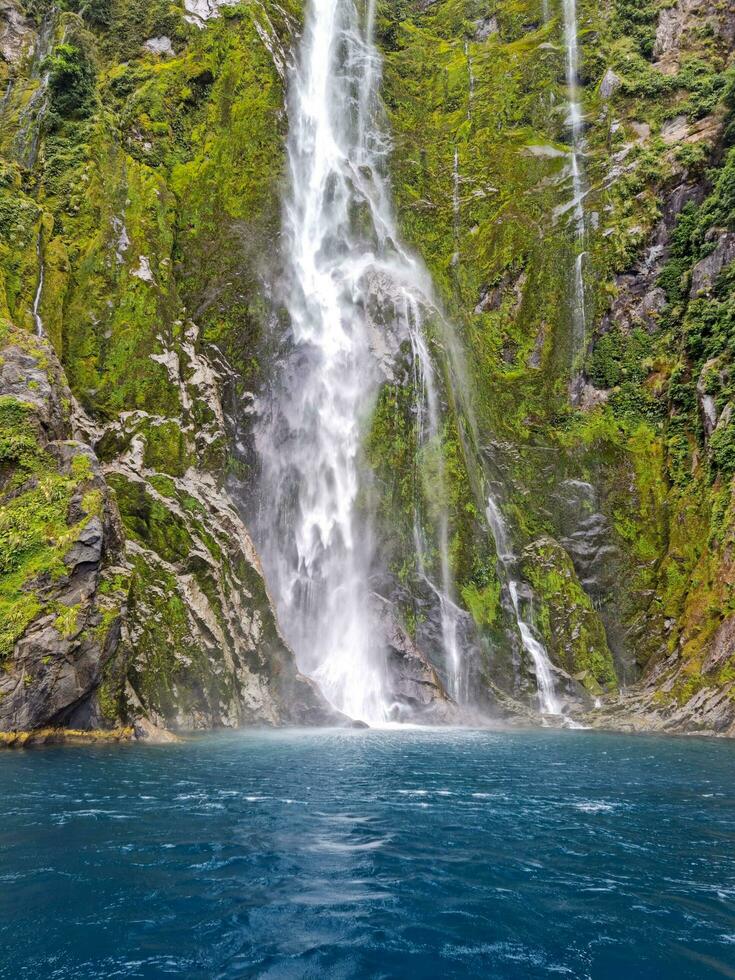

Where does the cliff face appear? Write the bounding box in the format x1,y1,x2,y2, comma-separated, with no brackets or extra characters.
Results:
0,0,337,733
0,0,733,734
376,0,735,733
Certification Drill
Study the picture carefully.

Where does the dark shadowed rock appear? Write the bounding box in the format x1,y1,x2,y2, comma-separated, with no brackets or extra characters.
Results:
371,594,460,723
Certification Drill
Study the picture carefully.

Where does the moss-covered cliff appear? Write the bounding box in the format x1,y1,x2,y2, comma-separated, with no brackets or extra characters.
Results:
0,0,337,733
376,0,735,732
1,0,733,734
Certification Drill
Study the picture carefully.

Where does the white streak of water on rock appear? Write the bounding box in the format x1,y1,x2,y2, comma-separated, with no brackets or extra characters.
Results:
32,231,45,337
562,0,587,354
485,497,560,715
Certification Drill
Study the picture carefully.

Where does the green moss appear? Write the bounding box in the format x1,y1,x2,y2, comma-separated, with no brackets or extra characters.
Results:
522,536,618,691
107,473,194,564
53,603,82,638
0,594,42,661
461,577,501,627
142,420,191,477
96,677,120,722
0,329,120,663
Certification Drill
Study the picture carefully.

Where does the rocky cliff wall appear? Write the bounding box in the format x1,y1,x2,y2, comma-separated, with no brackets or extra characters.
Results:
1,0,734,735
0,0,337,734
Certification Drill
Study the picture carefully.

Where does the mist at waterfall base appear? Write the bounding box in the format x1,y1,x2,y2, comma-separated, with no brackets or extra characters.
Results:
3,729,735,979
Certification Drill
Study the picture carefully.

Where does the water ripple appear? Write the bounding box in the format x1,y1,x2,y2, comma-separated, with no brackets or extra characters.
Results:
0,728,734,979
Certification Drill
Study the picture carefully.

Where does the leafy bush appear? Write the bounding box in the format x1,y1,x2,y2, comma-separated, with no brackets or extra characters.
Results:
612,0,659,58
709,418,735,476
587,327,652,389
676,59,727,121
43,40,97,122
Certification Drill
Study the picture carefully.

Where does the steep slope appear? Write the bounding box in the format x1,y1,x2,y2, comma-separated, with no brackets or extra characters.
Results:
0,0,336,733
377,0,735,732
1,0,734,735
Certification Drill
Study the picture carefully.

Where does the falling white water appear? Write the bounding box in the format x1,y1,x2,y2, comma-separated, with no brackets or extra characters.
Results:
255,0,463,721
562,0,587,353
32,232,45,337
485,497,560,715
405,299,462,701
464,40,474,120
451,147,461,267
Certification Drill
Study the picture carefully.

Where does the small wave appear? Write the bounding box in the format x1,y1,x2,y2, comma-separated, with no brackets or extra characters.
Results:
572,801,615,813
309,836,390,854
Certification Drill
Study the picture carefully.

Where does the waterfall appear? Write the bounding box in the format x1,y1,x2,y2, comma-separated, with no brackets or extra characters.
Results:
255,0,567,722
255,0,462,722
562,0,587,354
485,498,560,715
452,147,461,267
32,231,45,337
464,40,474,120
405,299,462,701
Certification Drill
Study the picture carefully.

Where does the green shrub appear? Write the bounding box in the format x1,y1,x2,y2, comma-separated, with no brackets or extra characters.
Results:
44,41,97,122
709,418,735,476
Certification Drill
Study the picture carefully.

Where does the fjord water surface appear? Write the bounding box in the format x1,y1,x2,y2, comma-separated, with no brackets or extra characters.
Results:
2,730,735,978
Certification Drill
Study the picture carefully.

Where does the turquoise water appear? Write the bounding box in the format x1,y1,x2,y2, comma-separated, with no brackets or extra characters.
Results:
1,729,734,978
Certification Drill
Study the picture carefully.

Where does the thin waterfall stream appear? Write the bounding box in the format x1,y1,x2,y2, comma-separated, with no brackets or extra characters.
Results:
32,231,45,337
562,0,587,356
485,498,560,716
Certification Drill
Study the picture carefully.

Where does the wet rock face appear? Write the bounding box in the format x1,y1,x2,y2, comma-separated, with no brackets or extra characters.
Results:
585,619,735,737
653,0,695,63
371,594,460,723
520,535,617,698
653,0,734,73
599,182,704,337
96,318,342,732
0,0,33,65
689,232,735,299
0,330,128,732
547,479,635,674
0,325,337,734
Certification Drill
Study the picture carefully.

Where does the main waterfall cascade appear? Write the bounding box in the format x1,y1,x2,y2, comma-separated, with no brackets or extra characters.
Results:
254,0,467,723
254,0,567,723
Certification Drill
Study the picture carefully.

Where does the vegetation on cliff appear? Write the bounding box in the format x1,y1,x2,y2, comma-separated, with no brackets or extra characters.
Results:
0,0,333,732
0,0,733,732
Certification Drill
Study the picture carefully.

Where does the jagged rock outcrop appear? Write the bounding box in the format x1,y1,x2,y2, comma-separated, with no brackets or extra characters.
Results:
0,0,32,64
0,322,338,733
0,324,128,730
371,594,460,722
584,613,735,736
